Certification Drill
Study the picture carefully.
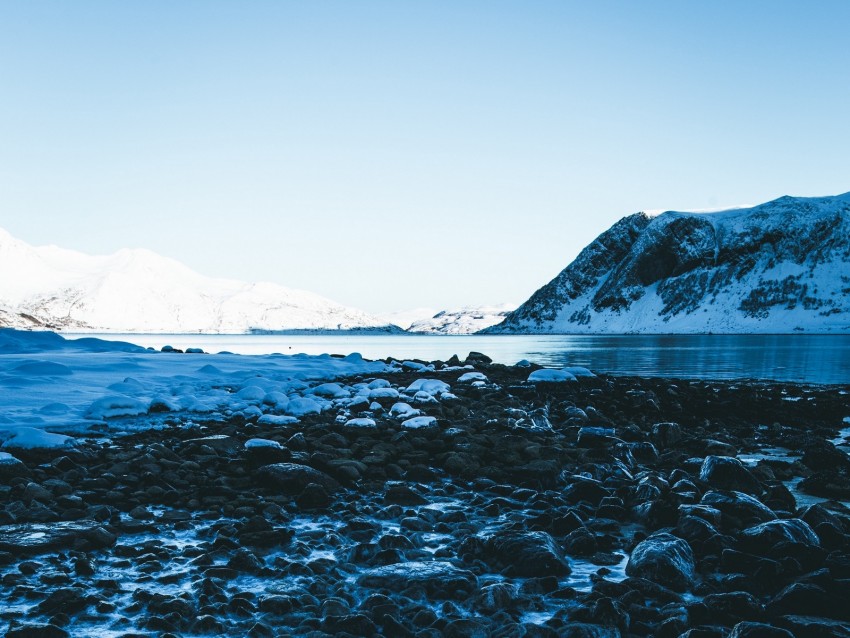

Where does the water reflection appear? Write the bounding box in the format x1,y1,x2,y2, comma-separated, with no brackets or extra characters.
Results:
68,334,850,385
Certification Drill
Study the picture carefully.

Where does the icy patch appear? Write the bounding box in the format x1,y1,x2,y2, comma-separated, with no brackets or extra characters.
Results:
527,369,577,383
1,427,76,450
457,372,487,383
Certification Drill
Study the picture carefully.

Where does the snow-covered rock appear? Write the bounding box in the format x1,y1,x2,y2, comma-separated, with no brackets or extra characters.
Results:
401,416,438,430
0,226,400,333
527,369,577,383
408,304,515,334
1,427,76,450
487,193,850,334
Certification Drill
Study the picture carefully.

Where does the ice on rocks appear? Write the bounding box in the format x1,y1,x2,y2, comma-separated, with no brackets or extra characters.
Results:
311,382,350,398
402,416,438,430
405,378,451,396
345,418,377,429
1,427,76,450
285,397,323,417
563,366,595,377
86,395,150,419
457,372,487,383
389,403,421,419
245,438,283,449
368,387,399,400
257,414,300,426
236,385,266,401
367,379,391,389
527,369,577,383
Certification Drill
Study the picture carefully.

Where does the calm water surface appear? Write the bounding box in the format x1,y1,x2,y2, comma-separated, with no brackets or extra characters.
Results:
69,334,850,385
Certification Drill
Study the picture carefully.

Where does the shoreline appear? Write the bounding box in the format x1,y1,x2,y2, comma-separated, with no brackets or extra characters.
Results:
2,360,849,636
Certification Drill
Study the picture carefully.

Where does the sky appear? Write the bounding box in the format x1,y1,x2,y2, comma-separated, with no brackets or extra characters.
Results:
2,1,850,315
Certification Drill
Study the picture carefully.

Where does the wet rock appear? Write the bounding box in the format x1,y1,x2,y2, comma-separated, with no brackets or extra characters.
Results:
5,625,69,638
577,427,618,448
484,531,571,577
0,522,114,556
625,532,695,592
256,462,341,494
729,622,794,638
700,491,777,529
384,482,429,505
296,483,332,509
700,456,762,495
358,561,478,599
652,422,682,448
740,518,820,551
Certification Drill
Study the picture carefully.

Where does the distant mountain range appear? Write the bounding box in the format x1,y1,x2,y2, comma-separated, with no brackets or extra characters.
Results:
406,304,515,334
0,227,399,333
487,193,850,334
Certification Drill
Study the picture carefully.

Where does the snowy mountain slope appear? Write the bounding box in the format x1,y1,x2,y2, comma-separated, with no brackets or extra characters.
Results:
0,227,398,333
487,193,850,334
408,304,516,334
378,307,439,331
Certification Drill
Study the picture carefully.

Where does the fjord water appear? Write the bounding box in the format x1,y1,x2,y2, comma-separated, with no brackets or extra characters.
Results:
70,334,850,385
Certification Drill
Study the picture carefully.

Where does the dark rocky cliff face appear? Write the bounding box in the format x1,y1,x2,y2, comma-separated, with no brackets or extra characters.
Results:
488,193,850,334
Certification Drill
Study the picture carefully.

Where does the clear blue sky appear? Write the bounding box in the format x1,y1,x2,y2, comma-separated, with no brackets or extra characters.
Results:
2,1,849,313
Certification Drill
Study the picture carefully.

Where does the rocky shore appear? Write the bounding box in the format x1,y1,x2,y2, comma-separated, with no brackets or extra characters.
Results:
1,356,849,637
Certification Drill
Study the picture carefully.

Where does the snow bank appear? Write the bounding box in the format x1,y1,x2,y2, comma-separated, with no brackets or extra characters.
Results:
0,329,389,436
1,427,76,450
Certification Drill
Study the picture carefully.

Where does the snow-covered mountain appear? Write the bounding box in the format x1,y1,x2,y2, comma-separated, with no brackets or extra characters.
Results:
408,304,515,334
0,227,399,333
487,193,850,334
378,307,439,331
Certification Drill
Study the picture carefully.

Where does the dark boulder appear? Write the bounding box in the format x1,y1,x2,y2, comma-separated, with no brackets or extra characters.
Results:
484,531,571,577
358,561,478,599
625,532,695,592
256,463,341,495
700,456,761,495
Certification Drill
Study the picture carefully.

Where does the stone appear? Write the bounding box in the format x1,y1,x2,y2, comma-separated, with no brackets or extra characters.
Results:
625,533,695,592
358,561,478,599
256,463,341,494
484,531,571,577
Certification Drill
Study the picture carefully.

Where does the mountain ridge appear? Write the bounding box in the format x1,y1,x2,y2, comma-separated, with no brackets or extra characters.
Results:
486,192,850,334
0,228,399,333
